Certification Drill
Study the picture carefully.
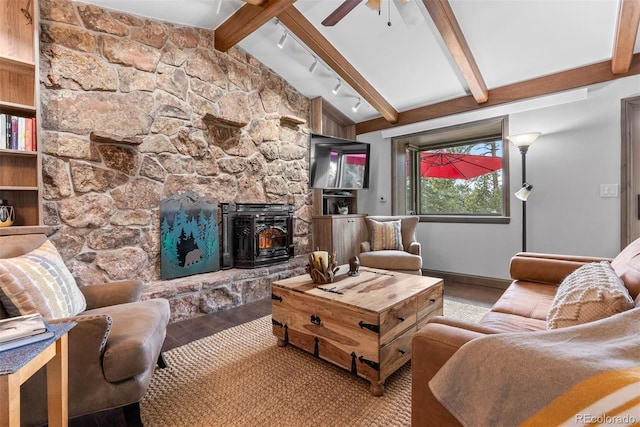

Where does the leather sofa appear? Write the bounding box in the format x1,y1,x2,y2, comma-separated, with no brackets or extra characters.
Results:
412,239,640,426
0,234,170,426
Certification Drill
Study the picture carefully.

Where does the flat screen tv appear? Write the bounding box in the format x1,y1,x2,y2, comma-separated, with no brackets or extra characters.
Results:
309,133,371,190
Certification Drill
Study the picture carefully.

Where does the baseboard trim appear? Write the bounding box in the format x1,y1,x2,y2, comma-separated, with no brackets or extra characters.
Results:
422,269,511,290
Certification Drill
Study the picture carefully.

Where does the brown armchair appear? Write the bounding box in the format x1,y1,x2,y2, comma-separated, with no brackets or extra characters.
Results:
358,215,423,275
0,234,170,426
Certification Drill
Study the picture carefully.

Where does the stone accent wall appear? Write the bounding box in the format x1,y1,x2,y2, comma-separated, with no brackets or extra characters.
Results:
39,0,313,321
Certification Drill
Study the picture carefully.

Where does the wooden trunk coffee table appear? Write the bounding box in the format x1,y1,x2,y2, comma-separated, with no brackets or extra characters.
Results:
271,265,443,396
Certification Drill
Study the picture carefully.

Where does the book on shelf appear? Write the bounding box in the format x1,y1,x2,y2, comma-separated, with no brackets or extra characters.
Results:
18,116,26,150
0,114,36,152
10,115,17,150
25,116,33,151
0,313,55,352
0,114,5,149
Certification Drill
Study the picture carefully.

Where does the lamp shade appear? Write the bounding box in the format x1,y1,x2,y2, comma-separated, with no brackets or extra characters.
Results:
515,183,533,201
506,132,541,148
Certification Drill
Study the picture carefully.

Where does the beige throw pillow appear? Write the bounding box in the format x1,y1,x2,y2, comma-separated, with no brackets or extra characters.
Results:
368,219,403,251
547,261,634,329
0,240,86,319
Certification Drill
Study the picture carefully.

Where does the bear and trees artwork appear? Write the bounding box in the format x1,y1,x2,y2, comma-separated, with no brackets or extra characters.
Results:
160,191,220,280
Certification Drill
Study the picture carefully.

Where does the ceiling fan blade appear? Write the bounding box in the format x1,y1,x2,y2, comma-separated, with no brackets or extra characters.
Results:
321,0,363,26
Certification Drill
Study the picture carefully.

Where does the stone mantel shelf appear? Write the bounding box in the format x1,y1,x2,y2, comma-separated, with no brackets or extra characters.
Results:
202,113,248,128
89,131,143,146
280,115,306,126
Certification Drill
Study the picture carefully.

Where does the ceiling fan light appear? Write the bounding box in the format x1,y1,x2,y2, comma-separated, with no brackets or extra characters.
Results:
332,79,342,95
352,98,362,112
277,32,287,49
309,58,318,73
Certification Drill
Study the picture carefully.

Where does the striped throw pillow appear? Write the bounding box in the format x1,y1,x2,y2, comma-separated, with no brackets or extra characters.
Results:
368,219,403,251
0,240,86,319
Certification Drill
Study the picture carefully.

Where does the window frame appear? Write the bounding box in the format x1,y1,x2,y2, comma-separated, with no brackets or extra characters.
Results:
392,116,511,224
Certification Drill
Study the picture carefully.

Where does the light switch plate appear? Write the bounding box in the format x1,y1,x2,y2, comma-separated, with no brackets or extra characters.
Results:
600,184,619,198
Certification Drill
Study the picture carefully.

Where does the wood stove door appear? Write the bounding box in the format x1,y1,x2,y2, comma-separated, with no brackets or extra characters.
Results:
256,216,289,257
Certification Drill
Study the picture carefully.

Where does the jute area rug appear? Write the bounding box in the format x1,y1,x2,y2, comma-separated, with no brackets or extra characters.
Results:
141,299,489,427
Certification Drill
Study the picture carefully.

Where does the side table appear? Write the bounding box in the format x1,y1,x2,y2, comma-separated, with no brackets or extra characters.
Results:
0,322,75,427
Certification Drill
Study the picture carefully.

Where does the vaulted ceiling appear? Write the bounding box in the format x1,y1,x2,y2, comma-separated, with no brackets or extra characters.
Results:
83,0,640,135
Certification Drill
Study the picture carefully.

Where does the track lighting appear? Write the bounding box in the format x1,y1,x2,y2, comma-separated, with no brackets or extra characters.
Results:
277,32,288,49
352,98,361,112
309,58,318,73
270,19,360,104
332,79,342,95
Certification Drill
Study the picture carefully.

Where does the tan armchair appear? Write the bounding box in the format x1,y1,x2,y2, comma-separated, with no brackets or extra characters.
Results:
0,234,170,426
358,215,423,275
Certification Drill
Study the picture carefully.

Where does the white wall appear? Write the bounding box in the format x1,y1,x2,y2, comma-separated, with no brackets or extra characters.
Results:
358,75,640,280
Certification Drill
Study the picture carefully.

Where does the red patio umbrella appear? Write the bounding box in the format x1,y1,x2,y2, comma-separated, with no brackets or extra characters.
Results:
420,151,502,179
331,152,367,166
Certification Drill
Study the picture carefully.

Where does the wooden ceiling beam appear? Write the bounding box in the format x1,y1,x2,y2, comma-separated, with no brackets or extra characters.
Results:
611,0,640,74
278,6,399,124
214,0,297,52
356,53,640,135
422,0,489,103
243,0,268,5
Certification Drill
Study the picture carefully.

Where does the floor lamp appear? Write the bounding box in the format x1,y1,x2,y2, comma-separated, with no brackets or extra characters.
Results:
507,132,541,252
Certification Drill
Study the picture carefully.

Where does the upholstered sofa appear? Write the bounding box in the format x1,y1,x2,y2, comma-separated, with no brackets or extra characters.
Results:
0,234,170,426
358,215,422,275
412,239,640,426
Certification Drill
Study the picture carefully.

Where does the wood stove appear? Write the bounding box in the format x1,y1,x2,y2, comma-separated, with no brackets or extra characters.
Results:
221,203,294,269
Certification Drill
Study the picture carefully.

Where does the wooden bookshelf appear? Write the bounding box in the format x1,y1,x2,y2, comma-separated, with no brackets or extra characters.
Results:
0,0,48,235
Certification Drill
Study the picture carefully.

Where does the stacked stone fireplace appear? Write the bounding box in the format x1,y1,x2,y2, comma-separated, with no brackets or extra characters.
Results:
37,0,313,323
221,203,294,269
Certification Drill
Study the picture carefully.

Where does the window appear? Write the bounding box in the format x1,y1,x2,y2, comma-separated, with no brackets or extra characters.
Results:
394,116,510,223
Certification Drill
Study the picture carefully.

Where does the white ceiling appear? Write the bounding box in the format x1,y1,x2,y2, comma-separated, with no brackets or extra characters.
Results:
81,0,640,124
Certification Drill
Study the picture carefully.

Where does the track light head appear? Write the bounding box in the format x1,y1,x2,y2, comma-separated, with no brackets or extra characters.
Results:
332,79,342,95
309,58,318,73
352,98,362,112
277,32,287,49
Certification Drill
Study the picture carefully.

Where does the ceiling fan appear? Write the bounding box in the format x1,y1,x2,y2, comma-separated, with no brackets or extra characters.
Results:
321,0,423,27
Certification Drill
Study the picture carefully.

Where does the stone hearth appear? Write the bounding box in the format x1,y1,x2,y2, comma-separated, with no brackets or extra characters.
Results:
144,256,307,323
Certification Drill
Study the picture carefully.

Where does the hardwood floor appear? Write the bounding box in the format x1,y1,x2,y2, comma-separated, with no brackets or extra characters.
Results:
65,281,503,427
161,297,272,352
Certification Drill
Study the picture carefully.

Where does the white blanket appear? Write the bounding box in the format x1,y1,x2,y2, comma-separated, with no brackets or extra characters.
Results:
429,308,640,426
